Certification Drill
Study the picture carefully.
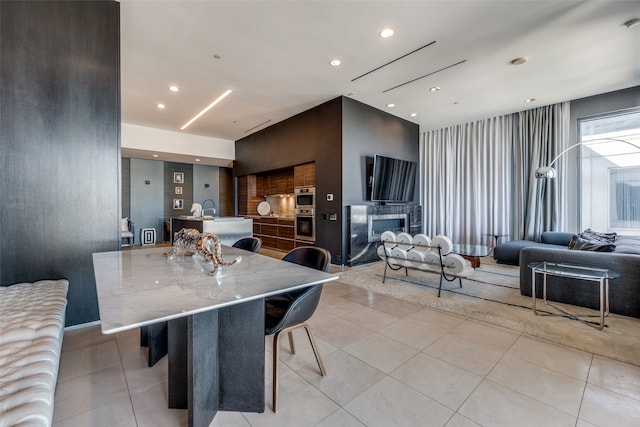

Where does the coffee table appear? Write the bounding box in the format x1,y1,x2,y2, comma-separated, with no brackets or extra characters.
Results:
451,244,491,268
527,261,619,330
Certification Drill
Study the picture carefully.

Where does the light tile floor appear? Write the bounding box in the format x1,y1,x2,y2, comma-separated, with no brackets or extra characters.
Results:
53,280,640,427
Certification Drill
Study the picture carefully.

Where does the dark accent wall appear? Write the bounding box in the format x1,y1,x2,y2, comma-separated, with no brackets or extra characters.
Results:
235,96,420,264
341,97,420,263
0,1,120,326
342,97,420,204
122,157,131,218
236,97,343,262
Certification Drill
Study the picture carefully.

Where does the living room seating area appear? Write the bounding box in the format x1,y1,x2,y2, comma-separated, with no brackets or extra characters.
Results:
494,230,640,318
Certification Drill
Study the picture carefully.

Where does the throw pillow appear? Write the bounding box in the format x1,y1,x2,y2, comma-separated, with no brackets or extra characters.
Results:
568,229,617,252
121,218,129,232
569,236,616,252
581,228,617,243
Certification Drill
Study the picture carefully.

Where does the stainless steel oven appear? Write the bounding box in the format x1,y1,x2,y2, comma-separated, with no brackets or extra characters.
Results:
295,208,315,242
295,186,315,209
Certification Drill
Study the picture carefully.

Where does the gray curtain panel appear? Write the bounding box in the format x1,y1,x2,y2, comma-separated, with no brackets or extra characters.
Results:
422,102,570,246
422,115,513,245
513,102,570,241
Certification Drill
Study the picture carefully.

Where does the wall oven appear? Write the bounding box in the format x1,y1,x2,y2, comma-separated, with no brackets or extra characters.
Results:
295,208,315,242
295,186,315,209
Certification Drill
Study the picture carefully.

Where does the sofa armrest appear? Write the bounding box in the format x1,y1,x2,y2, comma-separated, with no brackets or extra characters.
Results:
540,231,574,246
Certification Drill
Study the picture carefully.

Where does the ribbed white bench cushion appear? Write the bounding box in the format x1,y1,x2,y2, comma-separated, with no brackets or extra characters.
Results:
0,280,68,427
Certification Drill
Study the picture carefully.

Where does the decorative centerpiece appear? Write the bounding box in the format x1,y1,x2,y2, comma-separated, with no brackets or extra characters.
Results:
166,228,241,273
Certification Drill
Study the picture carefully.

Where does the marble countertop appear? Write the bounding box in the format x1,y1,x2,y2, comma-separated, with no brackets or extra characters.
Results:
92,247,337,334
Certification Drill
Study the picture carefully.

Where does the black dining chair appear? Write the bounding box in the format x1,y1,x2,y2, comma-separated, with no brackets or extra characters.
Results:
232,236,262,253
265,246,331,411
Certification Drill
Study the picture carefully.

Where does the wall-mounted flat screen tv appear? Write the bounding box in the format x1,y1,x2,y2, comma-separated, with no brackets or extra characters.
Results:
370,154,417,202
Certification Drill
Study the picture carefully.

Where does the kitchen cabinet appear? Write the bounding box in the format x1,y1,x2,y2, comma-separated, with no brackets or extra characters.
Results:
257,169,294,196
294,162,315,187
252,216,307,251
238,175,262,216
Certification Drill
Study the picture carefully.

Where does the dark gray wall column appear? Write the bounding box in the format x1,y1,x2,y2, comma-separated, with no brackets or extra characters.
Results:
0,1,120,326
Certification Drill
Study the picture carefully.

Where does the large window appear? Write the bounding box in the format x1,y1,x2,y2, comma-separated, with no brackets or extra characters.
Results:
580,109,640,233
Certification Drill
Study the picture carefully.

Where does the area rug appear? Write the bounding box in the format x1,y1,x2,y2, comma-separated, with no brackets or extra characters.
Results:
335,258,640,367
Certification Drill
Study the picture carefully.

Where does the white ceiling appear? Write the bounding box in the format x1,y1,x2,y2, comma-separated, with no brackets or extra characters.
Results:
120,0,640,155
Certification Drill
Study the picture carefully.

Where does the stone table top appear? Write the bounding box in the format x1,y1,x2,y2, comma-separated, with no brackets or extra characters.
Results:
92,246,337,334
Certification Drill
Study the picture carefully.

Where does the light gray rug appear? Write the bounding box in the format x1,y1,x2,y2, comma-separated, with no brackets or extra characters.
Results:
336,258,640,367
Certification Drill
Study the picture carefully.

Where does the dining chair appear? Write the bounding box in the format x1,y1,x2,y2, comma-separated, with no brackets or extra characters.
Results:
232,236,262,253
265,246,331,411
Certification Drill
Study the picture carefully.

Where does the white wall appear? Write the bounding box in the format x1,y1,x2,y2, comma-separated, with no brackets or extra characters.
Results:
122,123,235,160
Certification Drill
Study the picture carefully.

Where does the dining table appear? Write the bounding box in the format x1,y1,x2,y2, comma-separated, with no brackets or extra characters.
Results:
92,246,338,427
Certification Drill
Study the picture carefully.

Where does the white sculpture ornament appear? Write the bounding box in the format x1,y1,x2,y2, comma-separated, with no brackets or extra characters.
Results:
191,203,203,218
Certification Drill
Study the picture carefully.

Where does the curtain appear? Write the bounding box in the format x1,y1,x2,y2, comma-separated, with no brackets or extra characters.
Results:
422,116,512,245
512,102,570,241
421,101,569,245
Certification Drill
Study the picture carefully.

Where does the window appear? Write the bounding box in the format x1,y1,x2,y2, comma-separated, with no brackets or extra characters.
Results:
580,109,640,233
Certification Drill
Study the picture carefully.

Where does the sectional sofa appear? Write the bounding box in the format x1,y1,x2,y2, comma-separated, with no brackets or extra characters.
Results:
494,232,640,318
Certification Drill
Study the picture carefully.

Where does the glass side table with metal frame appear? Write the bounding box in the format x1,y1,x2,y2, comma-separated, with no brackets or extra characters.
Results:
527,261,620,330
451,244,491,268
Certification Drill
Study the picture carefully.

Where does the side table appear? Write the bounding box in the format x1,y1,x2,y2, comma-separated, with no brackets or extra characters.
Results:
527,261,619,330
451,244,491,268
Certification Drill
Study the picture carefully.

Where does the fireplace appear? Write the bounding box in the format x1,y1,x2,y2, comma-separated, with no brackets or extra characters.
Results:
347,205,422,266
367,213,408,242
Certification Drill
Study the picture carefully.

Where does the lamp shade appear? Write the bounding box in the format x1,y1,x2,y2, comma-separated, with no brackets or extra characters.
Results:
535,166,557,179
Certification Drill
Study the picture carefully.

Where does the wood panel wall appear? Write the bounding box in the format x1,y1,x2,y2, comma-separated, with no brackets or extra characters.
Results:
0,1,120,326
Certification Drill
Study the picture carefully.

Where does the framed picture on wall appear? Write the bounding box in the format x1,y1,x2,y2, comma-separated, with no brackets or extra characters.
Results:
173,172,184,183
173,199,183,210
175,186,183,195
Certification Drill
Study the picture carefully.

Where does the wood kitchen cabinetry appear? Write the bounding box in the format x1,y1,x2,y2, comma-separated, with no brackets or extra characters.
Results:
237,175,260,216
256,169,294,196
294,162,315,187
252,216,309,251
238,162,316,216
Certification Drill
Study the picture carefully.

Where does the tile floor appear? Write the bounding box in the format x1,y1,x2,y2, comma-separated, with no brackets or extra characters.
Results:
53,279,640,427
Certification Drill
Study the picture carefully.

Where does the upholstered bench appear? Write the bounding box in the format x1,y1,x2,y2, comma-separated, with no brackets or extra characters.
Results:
0,279,68,427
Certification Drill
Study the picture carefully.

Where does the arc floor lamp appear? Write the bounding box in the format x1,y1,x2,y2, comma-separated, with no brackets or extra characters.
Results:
536,137,640,179
533,137,640,238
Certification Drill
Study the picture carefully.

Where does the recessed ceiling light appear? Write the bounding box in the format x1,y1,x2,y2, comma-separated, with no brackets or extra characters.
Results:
526,98,536,103
379,28,394,38
195,158,201,162
429,86,441,92
386,103,395,108
330,59,341,66
623,18,640,28
152,154,159,158
410,113,417,117
157,103,166,109
181,89,232,130
510,57,528,65
169,85,179,92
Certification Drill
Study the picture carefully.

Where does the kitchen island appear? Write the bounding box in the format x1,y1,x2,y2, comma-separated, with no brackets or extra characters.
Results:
171,216,253,246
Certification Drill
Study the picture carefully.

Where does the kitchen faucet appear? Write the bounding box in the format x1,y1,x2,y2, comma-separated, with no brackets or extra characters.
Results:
202,199,216,217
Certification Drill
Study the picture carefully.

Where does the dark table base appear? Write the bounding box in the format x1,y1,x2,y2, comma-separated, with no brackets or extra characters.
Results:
167,299,266,427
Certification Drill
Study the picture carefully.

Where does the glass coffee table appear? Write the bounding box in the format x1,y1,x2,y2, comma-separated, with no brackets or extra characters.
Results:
527,261,619,330
451,244,491,268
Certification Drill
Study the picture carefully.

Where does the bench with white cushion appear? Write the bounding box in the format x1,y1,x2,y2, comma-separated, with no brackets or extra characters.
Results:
0,279,68,427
